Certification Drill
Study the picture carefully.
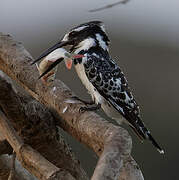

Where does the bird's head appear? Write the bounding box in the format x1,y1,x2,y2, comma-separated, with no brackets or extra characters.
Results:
32,21,109,79
32,21,109,64
62,21,110,53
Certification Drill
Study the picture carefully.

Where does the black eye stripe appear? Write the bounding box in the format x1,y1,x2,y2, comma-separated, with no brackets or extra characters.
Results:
69,28,87,38
69,31,77,36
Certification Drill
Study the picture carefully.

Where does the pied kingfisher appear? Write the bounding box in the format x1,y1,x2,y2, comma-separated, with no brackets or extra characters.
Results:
32,21,164,153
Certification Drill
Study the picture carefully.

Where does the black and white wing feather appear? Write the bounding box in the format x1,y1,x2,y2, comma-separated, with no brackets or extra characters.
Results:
84,55,141,127
84,55,163,153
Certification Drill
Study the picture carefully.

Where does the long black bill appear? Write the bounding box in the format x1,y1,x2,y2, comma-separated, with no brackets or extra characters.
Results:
31,40,73,65
38,57,64,79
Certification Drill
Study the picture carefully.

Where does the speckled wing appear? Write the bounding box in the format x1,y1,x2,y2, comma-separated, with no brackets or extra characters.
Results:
84,55,146,138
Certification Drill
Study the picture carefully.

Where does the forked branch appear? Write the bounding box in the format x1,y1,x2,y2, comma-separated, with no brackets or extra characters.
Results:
0,33,144,180
0,70,88,180
0,109,76,180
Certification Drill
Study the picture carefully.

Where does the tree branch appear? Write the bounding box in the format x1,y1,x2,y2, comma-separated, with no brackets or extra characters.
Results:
0,71,88,180
89,0,130,12
0,108,78,180
0,154,37,180
0,33,144,180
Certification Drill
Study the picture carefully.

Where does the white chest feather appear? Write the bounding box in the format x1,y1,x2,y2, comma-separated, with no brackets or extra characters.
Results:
74,63,103,104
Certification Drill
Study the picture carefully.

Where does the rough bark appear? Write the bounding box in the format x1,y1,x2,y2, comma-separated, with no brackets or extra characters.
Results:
0,109,76,180
0,71,88,180
0,33,144,180
0,154,37,180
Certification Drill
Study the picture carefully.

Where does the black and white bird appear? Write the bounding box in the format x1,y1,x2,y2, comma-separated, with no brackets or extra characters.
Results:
32,21,164,153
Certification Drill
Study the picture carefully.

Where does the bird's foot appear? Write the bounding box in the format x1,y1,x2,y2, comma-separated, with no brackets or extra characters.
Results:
79,104,101,113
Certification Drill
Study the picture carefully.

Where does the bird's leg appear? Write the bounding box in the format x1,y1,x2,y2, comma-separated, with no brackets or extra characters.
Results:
71,96,95,105
79,103,101,113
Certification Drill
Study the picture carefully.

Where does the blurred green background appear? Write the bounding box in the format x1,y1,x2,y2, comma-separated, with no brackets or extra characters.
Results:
1,0,178,179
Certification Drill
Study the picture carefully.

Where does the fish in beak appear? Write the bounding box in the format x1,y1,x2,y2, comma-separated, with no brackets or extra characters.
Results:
63,52,84,70
37,57,64,83
34,46,84,83
31,39,74,65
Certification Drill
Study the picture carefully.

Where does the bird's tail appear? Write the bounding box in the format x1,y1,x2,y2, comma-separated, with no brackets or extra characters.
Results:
130,117,164,154
146,131,164,154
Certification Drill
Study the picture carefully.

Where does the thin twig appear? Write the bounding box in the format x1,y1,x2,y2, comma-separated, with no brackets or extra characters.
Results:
89,0,130,12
